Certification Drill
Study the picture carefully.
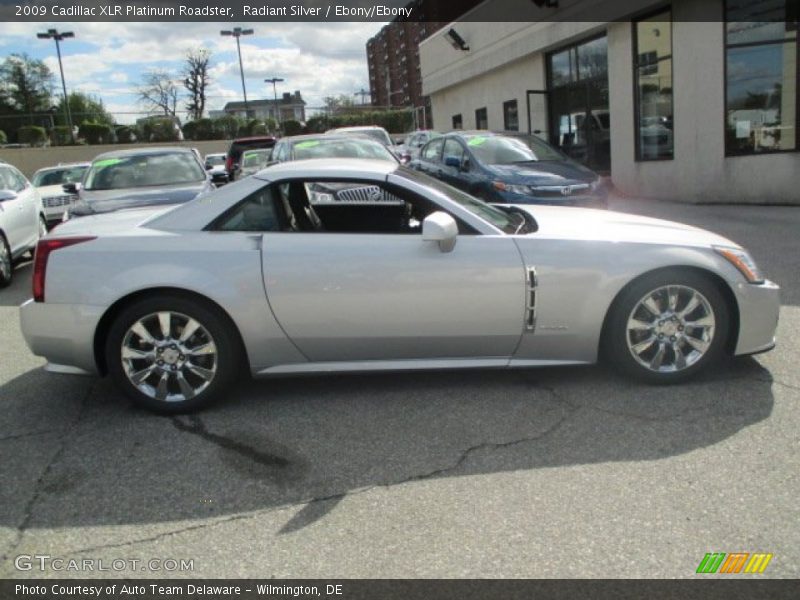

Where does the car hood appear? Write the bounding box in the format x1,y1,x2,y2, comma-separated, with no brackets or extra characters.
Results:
488,161,596,185
77,182,208,214
516,205,738,248
51,205,176,236
36,184,74,198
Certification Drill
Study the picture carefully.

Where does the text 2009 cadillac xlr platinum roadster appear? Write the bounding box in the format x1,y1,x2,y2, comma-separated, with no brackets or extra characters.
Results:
20,160,779,412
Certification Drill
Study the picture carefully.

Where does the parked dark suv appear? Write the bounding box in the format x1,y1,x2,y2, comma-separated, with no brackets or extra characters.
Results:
226,136,277,181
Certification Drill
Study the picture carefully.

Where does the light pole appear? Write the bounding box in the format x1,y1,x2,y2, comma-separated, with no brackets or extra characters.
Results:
37,28,75,144
221,27,254,116
354,88,370,105
265,77,284,129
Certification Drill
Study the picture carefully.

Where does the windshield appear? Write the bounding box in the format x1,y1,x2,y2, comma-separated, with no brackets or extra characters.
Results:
464,134,566,164
242,150,269,168
205,155,225,166
293,138,397,162
395,167,519,234
338,128,392,146
32,166,87,187
84,153,205,191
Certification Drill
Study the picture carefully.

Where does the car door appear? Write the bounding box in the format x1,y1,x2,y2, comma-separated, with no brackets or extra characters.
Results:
415,137,444,177
0,166,35,254
440,138,472,191
260,176,526,363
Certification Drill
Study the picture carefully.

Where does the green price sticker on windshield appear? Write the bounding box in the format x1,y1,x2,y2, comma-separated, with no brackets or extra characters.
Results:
94,158,123,168
295,141,320,149
467,137,487,146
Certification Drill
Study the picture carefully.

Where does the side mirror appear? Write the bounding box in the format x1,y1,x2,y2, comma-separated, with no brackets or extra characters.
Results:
63,182,79,194
422,211,458,253
0,190,17,202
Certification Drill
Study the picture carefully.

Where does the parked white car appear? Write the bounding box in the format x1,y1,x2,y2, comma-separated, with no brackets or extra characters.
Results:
31,162,90,227
0,160,45,287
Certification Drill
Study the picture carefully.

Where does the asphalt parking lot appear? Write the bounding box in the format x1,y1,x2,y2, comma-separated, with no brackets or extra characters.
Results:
0,195,798,579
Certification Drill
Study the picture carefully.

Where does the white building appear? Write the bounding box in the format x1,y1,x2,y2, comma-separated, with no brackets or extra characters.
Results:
419,0,799,204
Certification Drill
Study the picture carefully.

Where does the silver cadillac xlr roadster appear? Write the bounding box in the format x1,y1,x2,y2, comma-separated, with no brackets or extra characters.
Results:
20,160,779,412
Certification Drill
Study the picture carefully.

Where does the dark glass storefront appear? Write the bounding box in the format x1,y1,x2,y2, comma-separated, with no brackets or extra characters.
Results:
546,34,611,172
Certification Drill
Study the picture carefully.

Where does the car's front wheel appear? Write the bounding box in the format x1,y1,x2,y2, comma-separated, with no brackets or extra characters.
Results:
605,269,730,383
0,233,12,288
106,295,241,413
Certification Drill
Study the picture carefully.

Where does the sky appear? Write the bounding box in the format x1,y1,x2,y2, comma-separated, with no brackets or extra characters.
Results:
0,21,386,123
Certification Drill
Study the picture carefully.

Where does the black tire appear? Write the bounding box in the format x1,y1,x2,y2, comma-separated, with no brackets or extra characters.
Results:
105,294,242,413
604,269,730,384
0,232,11,288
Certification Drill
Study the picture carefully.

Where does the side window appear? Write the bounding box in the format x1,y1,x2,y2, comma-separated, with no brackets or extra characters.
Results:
421,138,444,162
273,142,287,162
214,185,282,232
0,167,23,192
273,178,478,236
7,167,27,192
443,139,465,164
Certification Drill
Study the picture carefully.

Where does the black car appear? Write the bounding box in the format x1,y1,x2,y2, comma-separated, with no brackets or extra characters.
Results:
411,130,607,208
225,136,277,181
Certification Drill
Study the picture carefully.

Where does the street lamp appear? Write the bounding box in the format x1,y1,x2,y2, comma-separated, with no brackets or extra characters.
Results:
37,28,75,144
265,77,284,127
221,27,254,116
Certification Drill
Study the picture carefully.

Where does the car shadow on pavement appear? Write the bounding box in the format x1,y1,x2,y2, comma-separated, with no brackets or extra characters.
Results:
0,356,774,535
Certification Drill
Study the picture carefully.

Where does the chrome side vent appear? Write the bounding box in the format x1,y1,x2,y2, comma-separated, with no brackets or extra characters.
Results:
526,266,537,331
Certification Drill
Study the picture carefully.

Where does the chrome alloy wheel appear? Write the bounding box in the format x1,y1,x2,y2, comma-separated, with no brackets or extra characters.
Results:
0,237,10,283
120,311,218,403
626,285,716,373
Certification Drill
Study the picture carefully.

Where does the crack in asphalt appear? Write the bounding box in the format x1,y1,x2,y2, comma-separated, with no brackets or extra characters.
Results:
0,428,65,443
768,378,800,392
0,380,95,571
67,383,580,552
170,415,290,468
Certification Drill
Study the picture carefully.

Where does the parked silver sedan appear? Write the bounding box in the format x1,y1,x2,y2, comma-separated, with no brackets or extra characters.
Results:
20,160,779,413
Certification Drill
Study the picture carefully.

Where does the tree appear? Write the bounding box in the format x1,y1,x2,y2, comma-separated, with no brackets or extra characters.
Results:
55,92,114,127
183,48,211,121
137,70,178,116
0,53,53,118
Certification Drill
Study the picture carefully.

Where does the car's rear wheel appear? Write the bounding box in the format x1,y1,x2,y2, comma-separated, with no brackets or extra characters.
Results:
0,233,12,288
605,270,730,383
106,295,241,413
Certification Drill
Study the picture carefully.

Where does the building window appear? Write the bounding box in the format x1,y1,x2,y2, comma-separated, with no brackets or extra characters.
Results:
725,0,798,155
634,9,674,160
475,107,488,129
503,100,519,131
452,114,463,129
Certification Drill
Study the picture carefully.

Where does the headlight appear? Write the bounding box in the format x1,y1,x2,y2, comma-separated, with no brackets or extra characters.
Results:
493,181,530,196
714,246,764,284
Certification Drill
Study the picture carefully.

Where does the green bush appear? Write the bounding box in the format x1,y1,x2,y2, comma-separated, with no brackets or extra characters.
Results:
0,129,7,144
188,118,222,140
281,119,303,136
211,115,243,139
49,126,73,146
79,122,113,144
139,118,181,142
17,126,48,146
114,125,136,143
305,111,412,134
